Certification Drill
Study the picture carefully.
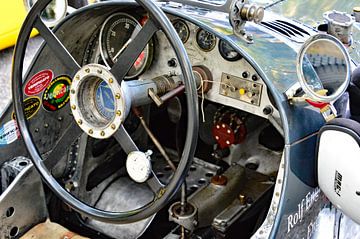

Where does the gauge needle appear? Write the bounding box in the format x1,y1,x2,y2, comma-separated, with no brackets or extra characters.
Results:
112,38,132,62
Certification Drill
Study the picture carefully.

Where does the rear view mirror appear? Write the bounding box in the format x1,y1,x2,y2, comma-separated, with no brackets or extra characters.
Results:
24,0,68,27
297,34,351,103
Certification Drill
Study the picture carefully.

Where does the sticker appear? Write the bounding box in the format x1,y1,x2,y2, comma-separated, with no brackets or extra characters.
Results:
24,70,53,96
95,81,115,120
287,187,321,233
24,96,41,120
0,120,20,146
42,75,72,111
334,170,342,196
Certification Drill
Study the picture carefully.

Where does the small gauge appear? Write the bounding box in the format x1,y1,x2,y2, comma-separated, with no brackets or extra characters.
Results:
172,19,190,43
218,40,242,62
196,28,216,52
100,13,152,79
126,151,152,183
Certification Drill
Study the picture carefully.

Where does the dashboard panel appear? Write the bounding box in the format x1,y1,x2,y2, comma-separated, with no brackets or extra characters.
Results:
81,11,277,119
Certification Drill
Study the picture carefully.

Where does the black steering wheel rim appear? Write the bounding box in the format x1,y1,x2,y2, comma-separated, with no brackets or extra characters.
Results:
12,0,199,223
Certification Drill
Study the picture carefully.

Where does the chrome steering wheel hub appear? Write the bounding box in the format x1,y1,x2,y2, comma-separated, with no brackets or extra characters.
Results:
70,64,126,139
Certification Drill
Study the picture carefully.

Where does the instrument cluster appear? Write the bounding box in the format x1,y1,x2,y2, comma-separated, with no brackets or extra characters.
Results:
82,12,274,119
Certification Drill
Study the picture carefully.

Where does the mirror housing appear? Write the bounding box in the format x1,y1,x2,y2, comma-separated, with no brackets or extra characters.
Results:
317,118,360,224
297,34,351,103
24,0,68,27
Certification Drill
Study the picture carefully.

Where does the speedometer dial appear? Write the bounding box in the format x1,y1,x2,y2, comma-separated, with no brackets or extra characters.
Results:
100,13,152,79
196,28,216,52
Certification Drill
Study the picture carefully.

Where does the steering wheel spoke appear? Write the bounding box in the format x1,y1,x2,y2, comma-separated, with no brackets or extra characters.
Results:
113,125,139,154
34,17,80,74
147,171,165,195
110,18,159,82
44,121,83,169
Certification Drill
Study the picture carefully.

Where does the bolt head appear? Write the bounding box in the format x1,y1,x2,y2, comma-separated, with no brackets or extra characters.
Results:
115,93,121,99
111,124,116,130
88,129,93,134
85,68,90,73
100,131,105,136
71,105,76,110
77,119,82,125
116,110,122,116
109,78,114,84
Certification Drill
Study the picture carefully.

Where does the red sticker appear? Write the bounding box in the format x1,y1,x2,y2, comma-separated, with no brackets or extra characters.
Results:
24,70,53,96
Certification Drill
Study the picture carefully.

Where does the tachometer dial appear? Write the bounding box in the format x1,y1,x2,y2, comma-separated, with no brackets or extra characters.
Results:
172,19,190,43
100,13,152,79
218,39,242,62
196,28,216,52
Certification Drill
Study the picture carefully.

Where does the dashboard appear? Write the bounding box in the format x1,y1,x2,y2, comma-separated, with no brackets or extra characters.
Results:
81,10,276,119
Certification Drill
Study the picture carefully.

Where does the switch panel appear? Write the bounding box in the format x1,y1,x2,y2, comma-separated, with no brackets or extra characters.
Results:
219,73,263,106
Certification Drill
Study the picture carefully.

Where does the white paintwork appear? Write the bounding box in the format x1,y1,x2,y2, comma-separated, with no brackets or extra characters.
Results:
318,130,360,224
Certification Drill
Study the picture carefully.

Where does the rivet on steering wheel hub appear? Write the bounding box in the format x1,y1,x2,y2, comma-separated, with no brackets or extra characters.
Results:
70,64,126,139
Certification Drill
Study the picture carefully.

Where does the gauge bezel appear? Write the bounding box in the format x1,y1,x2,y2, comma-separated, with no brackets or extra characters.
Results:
99,12,151,79
172,19,190,44
196,28,217,52
218,39,242,62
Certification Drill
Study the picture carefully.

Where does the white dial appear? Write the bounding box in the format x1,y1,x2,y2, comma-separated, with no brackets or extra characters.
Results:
126,151,152,183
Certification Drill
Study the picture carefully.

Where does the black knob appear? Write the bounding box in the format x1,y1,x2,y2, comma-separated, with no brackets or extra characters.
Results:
167,58,178,67
242,71,249,78
263,106,273,115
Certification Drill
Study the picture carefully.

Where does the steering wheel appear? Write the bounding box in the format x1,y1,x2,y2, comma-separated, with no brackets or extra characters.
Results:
12,0,198,223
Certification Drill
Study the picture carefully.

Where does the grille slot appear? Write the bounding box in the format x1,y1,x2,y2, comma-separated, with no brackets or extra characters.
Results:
261,19,311,42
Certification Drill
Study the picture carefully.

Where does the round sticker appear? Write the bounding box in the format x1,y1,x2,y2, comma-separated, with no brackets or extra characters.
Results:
24,70,53,96
95,81,115,120
24,96,41,120
42,75,72,112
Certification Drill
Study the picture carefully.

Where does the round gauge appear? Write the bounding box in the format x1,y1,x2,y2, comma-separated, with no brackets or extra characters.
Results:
172,19,190,43
100,13,152,79
196,28,216,52
218,40,242,62
126,151,152,183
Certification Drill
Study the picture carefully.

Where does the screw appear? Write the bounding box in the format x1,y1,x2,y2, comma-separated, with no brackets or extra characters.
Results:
77,119,82,125
85,68,90,73
44,123,49,128
71,89,75,94
111,124,116,130
97,69,102,74
109,78,114,84
115,93,121,99
34,128,39,133
239,194,246,205
71,105,76,110
116,110,122,116
100,131,105,136
75,75,80,80
88,129,93,134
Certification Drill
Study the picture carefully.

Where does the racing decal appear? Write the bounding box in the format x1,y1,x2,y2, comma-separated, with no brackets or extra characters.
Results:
0,120,20,146
287,187,321,233
42,75,72,112
24,96,41,120
334,170,342,196
24,70,53,96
